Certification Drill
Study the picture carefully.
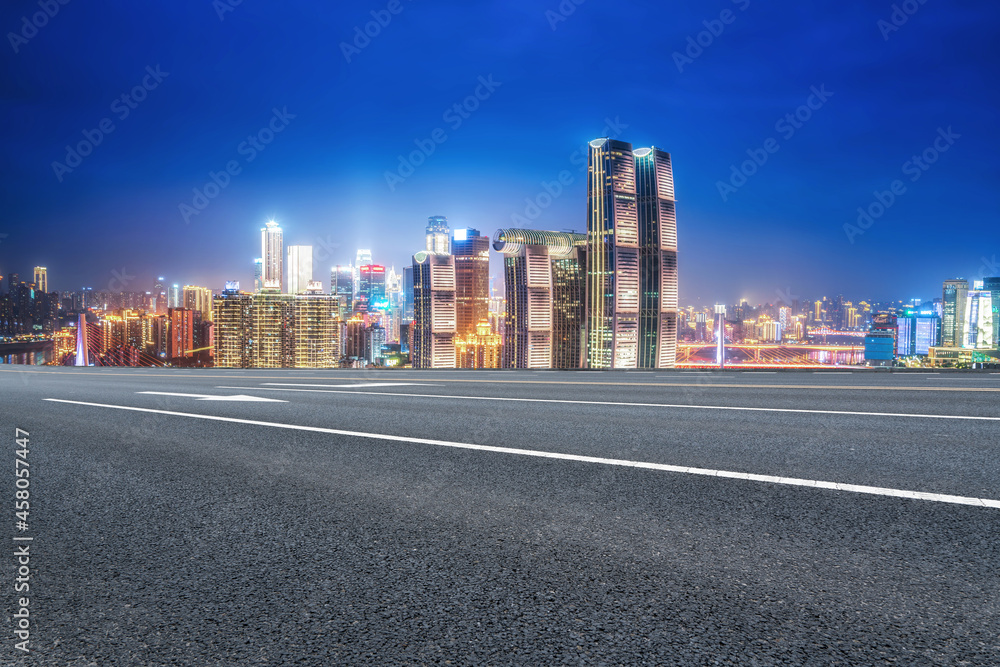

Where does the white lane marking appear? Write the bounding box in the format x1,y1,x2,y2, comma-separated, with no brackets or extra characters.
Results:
136,391,286,403
230,386,1000,422
814,372,852,374
258,382,434,389
43,398,1000,510
742,372,776,374
923,377,1000,381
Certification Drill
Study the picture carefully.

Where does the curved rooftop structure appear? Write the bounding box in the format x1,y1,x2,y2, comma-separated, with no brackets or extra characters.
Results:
492,228,587,257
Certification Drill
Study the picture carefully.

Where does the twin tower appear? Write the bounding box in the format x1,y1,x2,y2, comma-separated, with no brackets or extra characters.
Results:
415,137,678,370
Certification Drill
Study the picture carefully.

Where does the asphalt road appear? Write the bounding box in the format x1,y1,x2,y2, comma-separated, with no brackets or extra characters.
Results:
2,367,999,665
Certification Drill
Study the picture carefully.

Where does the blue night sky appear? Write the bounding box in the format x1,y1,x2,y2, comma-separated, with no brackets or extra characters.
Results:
2,0,998,305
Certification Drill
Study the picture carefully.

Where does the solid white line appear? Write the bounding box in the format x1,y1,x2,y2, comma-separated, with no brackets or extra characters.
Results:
239,385,1000,422
42,398,1000,509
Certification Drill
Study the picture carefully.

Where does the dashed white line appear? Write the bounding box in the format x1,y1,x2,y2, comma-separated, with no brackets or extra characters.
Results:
42,398,1000,510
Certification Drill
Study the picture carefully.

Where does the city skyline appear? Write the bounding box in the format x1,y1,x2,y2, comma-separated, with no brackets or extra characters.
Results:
2,3,997,303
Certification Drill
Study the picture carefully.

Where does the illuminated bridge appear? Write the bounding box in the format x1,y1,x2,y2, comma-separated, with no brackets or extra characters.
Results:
677,342,864,367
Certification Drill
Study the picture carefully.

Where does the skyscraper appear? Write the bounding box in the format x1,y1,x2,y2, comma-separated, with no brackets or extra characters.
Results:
412,251,456,368
33,267,47,293
214,283,254,368
182,286,214,321
425,216,450,254
586,138,639,369
261,220,284,291
942,279,969,347
287,245,313,294
360,265,387,310
330,265,354,316
633,146,678,368
253,258,264,292
494,228,587,369
964,283,995,350
167,308,194,359
452,227,490,338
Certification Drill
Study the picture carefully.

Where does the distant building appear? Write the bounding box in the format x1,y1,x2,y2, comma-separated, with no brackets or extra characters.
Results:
214,285,254,368
942,279,969,347
456,319,501,369
897,310,941,356
425,216,450,254
182,286,214,321
33,267,47,293
167,308,194,359
261,221,284,291
287,245,313,294
253,258,264,292
360,265,387,310
964,283,995,350
331,265,354,317
168,284,181,309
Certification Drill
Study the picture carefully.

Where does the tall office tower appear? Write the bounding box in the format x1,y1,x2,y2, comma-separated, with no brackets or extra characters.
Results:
183,286,214,322
402,266,414,322
452,228,490,338
586,137,639,369
942,279,969,347
354,249,372,299
985,277,1000,348
964,283,995,349
287,245,313,294
33,267,47,293
261,220,284,291
365,325,387,365
253,258,264,292
425,216,451,254
412,251,456,368
214,283,254,368
292,290,339,368
359,265,387,309
633,146,678,368
494,229,587,369
168,284,182,309
167,308,194,359
75,313,90,366
331,265,354,316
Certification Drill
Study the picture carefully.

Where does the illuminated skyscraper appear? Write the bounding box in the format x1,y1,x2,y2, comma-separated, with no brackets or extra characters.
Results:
412,251,456,368
964,283,995,350
331,265,354,316
586,138,639,368
33,267,47,293
452,228,490,338
942,279,969,347
261,221,284,291
425,216,450,254
494,228,587,369
634,146,678,368
360,265,387,310
287,245,313,294
292,288,339,367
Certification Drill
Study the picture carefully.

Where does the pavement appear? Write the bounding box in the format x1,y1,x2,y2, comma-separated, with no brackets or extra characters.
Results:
2,366,998,665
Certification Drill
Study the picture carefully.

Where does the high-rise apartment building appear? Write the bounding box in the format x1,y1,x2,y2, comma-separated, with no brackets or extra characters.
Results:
292,289,339,367
412,251,456,368
182,286,214,321
167,308,194,359
633,146,678,368
287,245,313,294
425,216,450,254
261,221,284,291
495,228,587,369
33,267,47,293
168,284,182,309
452,228,490,338
942,279,969,347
